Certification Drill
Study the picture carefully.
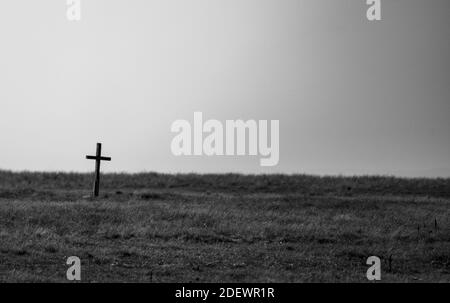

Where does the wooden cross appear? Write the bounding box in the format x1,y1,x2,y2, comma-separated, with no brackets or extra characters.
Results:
86,143,111,197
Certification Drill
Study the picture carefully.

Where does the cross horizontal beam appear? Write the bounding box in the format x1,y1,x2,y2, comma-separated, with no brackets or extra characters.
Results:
86,156,111,161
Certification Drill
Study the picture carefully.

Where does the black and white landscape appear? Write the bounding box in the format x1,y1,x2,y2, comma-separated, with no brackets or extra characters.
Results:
0,0,449,283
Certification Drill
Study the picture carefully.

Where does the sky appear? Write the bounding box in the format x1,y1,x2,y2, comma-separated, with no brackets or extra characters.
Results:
0,0,449,177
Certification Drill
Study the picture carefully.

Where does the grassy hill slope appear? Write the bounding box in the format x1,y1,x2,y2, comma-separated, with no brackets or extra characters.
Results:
0,171,449,282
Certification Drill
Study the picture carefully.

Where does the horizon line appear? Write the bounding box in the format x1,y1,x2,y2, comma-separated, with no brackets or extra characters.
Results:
0,169,449,181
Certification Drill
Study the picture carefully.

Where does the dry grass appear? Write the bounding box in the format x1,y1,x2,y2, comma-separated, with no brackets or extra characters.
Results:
0,171,449,282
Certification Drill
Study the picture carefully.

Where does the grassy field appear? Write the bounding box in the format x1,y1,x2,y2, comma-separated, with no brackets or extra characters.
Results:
0,171,449,282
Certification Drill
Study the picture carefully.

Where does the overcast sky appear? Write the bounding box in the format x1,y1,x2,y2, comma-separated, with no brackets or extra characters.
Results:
0,0,449,177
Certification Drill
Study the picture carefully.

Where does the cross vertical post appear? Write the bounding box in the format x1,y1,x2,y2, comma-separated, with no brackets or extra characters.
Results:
94,143,102,197
86,143,111,197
